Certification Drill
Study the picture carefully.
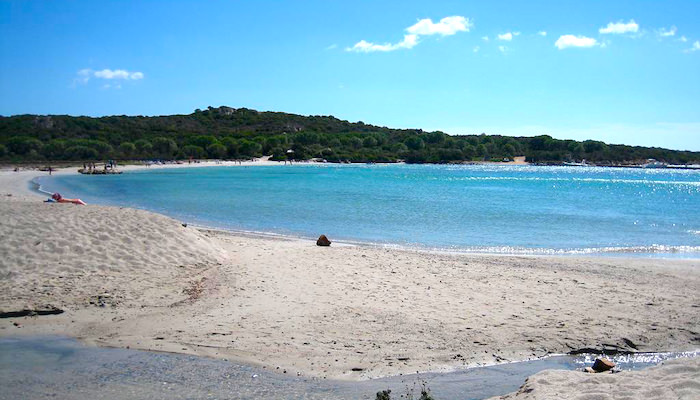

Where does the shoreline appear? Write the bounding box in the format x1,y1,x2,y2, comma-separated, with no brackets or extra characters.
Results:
9,162,700,260
1,162,699,382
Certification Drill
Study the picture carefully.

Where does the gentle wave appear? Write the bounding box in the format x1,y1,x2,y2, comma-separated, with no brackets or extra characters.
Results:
438,176,700,186
178,225,700,257
30,177,53,196
437,244,700,256
329,239,700,257
574,351,700,368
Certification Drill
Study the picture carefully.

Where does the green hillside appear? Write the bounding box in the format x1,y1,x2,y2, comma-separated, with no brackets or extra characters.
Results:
1,106,698,165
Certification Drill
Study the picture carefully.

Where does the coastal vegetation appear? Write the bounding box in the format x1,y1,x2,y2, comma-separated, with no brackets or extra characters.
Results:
1,106,698,164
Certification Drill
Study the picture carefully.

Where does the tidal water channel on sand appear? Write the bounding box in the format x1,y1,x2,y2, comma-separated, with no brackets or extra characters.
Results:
1,337,697,400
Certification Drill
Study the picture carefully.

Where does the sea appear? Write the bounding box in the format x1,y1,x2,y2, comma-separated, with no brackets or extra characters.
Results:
35,164,700,258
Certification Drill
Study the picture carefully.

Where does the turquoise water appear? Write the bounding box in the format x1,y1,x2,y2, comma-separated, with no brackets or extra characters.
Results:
37,164,700,257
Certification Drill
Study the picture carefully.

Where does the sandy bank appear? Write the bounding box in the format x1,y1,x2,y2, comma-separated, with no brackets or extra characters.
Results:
490,356,700,399
1,191,699,381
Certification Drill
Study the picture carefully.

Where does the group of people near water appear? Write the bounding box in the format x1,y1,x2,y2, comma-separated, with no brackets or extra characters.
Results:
82,160,117,173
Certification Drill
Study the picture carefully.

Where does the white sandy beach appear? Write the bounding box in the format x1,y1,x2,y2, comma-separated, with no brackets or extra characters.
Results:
1,164,699,397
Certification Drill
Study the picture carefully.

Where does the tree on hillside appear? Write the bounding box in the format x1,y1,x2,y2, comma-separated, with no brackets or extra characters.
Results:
119,142,136,158
207,143,227,159
134,139,153,158
152,137,178,158
41,140,66,159
7,136,43,155
404,136,425,150
64,145,99,160
181,145,205,158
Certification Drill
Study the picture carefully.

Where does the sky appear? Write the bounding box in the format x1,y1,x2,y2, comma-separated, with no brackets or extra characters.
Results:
1,0,699,151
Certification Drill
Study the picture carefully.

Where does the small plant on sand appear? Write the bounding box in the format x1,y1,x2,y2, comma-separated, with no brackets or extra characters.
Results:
375,389,391,400
418,388,435,400
375,381,435,400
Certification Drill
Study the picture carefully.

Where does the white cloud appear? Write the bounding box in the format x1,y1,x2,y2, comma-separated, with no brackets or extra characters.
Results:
75,68,91,84
94,69,129,79
406,16,472,36
347,15,471,53
346,34,418,53
72,68,144,87
93,69,144,80
599,20,639,34
498,46,508,53
679,36,688,42
497,32,513,41
657,26,677,37
513,32,521,36
473,45,480,53
325,44,338,50
537,31,547,36
481,36,489,41
685,41,700,53
555,34,598,49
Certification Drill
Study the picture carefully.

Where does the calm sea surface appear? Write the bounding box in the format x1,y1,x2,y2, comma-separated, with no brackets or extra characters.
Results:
37,164,700,257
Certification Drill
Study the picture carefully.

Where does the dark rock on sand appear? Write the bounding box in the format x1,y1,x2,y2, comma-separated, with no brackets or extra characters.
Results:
591,358,615,372
621,337,638,350
316,235,331,246
568,345,635,356
0,307,64,318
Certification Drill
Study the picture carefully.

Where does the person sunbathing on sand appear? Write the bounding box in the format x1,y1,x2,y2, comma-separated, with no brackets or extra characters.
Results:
51,193,86,205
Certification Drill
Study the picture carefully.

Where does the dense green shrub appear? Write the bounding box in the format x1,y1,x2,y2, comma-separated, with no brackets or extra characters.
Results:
180,145,205,158
7,136,43,155
206,143,227,159
404,136,425,151
119,142,136,158
41,139,66,159
152,137,178,158
134,139,152,158
64,145,99,160
0,107,697,164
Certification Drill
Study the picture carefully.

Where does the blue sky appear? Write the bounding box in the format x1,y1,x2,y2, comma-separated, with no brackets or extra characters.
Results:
1,1,699,151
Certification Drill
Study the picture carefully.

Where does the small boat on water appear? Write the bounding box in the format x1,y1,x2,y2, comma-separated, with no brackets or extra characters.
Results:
642,159,668,169
563,159,588,167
